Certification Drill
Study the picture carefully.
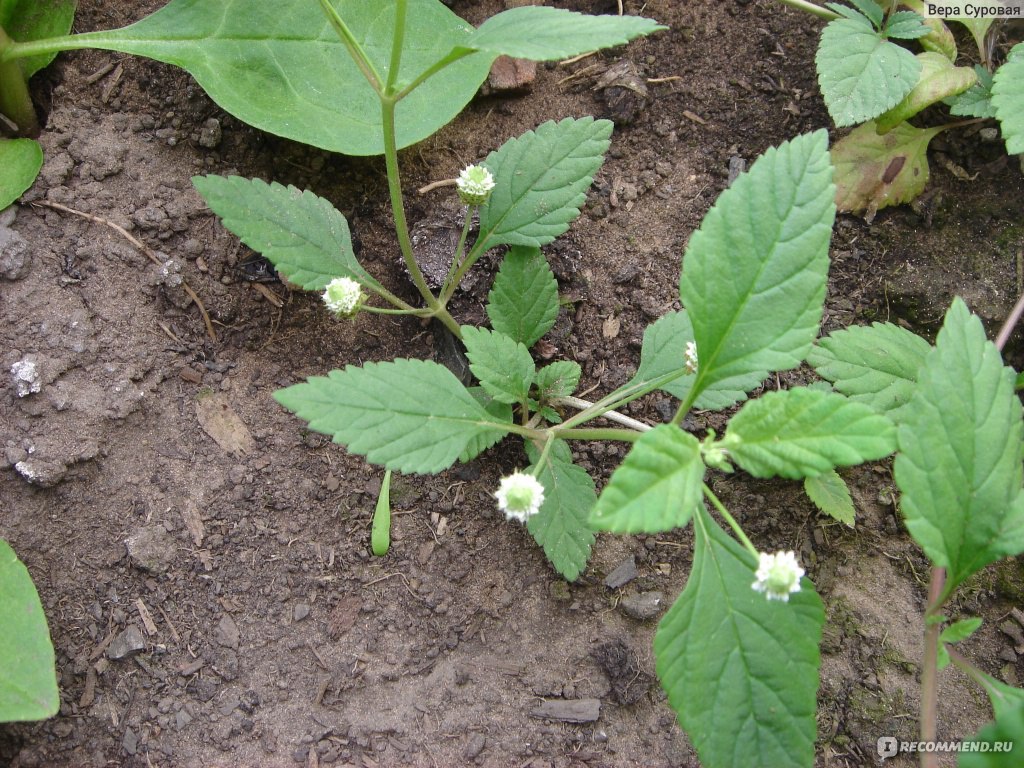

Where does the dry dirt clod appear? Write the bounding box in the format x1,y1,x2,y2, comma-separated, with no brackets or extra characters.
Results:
107,625,146,660
619,590,665,621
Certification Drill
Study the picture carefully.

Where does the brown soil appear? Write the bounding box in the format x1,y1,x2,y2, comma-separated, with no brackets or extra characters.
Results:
2,1,1023,767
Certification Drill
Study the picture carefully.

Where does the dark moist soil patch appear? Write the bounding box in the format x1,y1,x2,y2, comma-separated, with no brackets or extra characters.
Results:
2,1,1022,767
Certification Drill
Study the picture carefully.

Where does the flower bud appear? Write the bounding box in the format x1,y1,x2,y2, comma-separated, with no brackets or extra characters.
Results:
322,276,363,317
495,471,545,523
456,164,495,206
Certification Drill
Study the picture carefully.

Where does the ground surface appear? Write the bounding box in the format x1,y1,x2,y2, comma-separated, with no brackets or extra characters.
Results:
2,1,1023,767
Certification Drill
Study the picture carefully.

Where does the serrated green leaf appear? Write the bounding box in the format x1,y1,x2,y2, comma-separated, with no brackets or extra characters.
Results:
946,65,996,119
371,469,392,557
478,117,612,250
993,45,1024,154
960,701,1024,767
68,0,492,156
835,0,884,27
722,388,897,479
463,6,665,61
884,11,930,39
526,440,595,582
0,0,76,78
876,52,977,133
0,138,42,211
804,469,856,526
940,617,982,645
589,425,705,534
974,669,1024,721
680,131,835,406
274,359,507,474
808,321,932,422
461,388,513,462
461,326,534,405
0,539,58,722
535,361,581,400
816,18,920,126
825,2,877,24
832,121,942,217
655,507,824,768
631,311,764,411
486,246,559,347
192,175,380,292
894,299,1024,601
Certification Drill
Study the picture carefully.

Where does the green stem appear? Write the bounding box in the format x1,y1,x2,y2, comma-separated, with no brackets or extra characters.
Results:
361,305,430,316
558,366,691,431
530,431,556,477
393,48,477,101
439,208,475,298
379,94,461,337
670,376,701,427
0,27,39,136
553,428,642,442
317,0,384,92
440,235,489,305
775,0,840,20
703,483,759,558
920,566,946,768
384,0,407,95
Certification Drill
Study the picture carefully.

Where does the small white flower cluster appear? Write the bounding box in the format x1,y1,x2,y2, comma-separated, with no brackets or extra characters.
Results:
751,550,804,602
495,471,544,523
456,164,495,206
322,276,363,317
684,340,698,375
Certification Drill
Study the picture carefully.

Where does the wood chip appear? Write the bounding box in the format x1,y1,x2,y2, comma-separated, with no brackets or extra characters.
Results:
180,498,205,546
682,110,706,125
196,393,255,456
135,599,158,636
327,596,362,640
79,667,97,708
602,316,621,339
530,698,602,723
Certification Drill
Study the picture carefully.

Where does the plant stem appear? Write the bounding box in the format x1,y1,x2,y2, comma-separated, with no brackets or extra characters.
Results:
555,395,652,432
439,208,475,298
317,0,383,92
530,431,556,477
995,289,1024,351
553,427,643,442
920,566,946,768
775,0,841,20
0,27,39,136
385,0,407,95
360,305,431,316
441,235,488,305
394,48,477,101
703,483,759,558
379,94,461,337
558,366,690,431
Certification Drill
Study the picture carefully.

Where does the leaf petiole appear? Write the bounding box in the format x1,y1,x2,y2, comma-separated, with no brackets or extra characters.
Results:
0,26,39,136
317,0,384,93
702,483,759,559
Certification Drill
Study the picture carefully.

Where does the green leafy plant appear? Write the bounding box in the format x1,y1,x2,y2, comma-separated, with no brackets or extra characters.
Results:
776,0,1023,218
0,538,59,723
812,299,1024,768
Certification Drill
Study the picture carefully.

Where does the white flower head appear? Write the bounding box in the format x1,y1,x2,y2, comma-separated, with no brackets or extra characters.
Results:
684,340,698,375
752,550,805,602
456,164,495,206
495,471,545,523
322,276,363,317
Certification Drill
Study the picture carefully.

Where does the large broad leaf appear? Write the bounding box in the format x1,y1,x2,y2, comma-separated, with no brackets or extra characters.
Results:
993,44,1024,155
462,6,665,61
894,299,1024,601
0,138,42,210
721,388,897,479
875,52,977,133
0,539,59,722
274,359,507,474
478,117,612,250
960,701,1024,768
804,469,856,526
460,388,513,463
808,321,931,422
461,326,534,405
589,425,705,534
486,246,559,348
192,175,380,292
951,17,993,61
815,17,921,127
0,0,76,77
62,0,492,156
655,507,824,768
631,311,767,411
832,121,942,219
679,130,835,406
526,440,595,582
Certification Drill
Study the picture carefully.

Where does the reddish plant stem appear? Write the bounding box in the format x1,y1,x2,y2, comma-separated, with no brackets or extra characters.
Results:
920,567,946,768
